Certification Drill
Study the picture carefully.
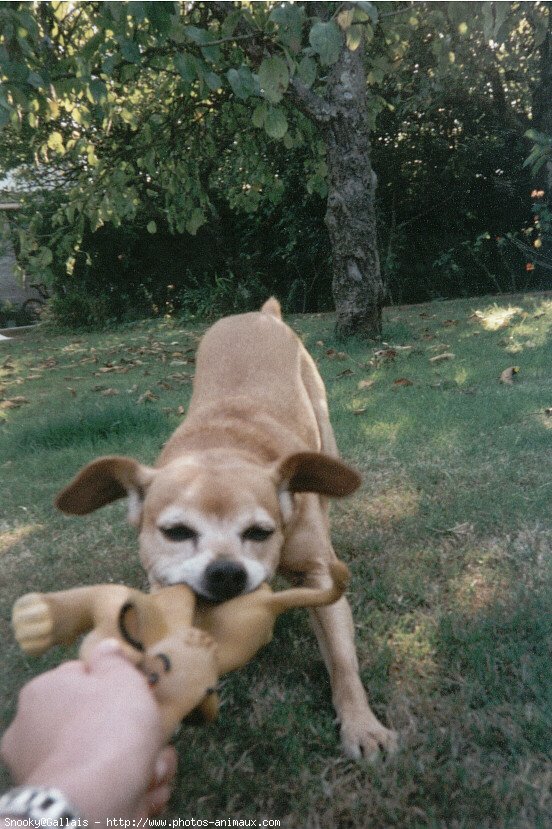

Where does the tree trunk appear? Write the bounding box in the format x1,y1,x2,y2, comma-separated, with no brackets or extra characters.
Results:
532,5,552,266
323,40,385,340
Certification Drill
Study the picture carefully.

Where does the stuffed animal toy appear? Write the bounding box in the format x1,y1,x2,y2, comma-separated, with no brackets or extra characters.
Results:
12,561,349,741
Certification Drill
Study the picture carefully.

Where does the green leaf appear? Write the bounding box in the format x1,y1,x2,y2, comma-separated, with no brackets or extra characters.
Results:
89,78,107,103
127,2,147,22
258,55,289,104
309,21,343,66
337,8,355,30
147,2,176,35
346,24,364,51
120,39,141,64
227,66,258,100
297,56,316,88
264,106,288,139
102,54,119,76
186,208,206,235
482,1,508,43
252,102,268,129
27,71,45,89
183,27,219,62
205,71,222,91
174,53,196,83
107,1,125,22
47,131,65,154
37,246,53,267
0,86,11,109
269,4,304,53
353,1,378,24
147,220,157,234
525,129,552,145
184,26,208,45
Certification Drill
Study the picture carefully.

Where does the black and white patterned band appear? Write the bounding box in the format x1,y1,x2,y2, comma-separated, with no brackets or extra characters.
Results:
0,786,81,826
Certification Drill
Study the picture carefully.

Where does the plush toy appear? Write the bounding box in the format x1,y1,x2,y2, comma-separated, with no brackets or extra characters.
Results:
12,561,349,741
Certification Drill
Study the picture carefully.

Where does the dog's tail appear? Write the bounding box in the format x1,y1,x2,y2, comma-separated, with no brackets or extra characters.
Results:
260,297,282,320
265,560,350,615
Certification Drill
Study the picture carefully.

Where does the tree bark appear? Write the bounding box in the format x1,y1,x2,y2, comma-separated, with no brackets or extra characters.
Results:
322,40,384,339
531,5,552,268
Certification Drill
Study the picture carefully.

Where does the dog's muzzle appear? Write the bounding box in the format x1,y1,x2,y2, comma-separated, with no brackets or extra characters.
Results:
203,559,248,602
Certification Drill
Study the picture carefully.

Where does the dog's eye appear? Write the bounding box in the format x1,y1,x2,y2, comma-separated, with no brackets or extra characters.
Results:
241,525,274,543
161,525,198,543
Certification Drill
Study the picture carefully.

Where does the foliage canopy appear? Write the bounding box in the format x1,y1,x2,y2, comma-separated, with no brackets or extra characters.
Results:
0,2,551,327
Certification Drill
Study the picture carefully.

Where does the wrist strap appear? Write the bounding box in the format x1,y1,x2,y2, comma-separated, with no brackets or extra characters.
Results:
0,786,81,826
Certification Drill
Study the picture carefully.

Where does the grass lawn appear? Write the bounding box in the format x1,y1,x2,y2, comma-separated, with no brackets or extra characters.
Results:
1,293,552,828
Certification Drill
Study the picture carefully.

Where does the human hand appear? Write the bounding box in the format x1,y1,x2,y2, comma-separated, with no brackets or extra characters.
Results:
1,639,177,821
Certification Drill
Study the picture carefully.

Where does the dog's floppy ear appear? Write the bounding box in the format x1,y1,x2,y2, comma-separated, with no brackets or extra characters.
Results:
55,455,155,524
277,452,361,498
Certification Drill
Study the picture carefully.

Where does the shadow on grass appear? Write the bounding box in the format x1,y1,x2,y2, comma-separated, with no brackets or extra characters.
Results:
0,399,173,457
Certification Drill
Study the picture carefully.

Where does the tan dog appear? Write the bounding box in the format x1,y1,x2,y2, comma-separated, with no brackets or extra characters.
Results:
55,299,396,759
13,562,349,742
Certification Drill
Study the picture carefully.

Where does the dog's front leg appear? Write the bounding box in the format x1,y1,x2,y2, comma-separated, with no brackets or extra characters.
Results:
308,592,398,760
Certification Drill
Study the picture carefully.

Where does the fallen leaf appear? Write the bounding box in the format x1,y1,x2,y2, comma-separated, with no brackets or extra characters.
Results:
500,366,520,384
374,349,397,360
326,349,348,361
443,319,459,327
393,377,414,387
177,405,186,416
67,387,77,397
429,353,455,363
138,390,158,404
336,368,354,379
101,388,120,396
544,408,552,416
357,379,375,390
0,396,30,409
352,407,368,415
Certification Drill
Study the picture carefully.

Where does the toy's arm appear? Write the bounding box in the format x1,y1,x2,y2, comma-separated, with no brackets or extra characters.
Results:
12,585,134,657
264,560,350,615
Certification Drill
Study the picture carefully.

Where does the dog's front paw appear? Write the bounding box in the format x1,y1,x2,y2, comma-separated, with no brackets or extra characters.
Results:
340,713,398,761
12,593,55,656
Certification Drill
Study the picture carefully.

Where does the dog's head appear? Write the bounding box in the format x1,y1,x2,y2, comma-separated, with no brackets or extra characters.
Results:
55,451,360,602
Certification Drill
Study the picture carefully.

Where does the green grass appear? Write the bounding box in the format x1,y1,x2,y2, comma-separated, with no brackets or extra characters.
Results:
1,295,552,827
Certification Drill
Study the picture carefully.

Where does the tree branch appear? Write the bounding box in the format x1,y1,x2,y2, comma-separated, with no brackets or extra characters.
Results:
209,0,333,125
288,76,336,123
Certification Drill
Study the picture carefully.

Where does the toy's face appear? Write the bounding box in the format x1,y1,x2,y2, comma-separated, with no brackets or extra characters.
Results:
142,629,220,728
138,455,287,602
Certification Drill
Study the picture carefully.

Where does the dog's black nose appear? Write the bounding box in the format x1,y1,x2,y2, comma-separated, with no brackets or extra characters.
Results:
204,560,247,601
